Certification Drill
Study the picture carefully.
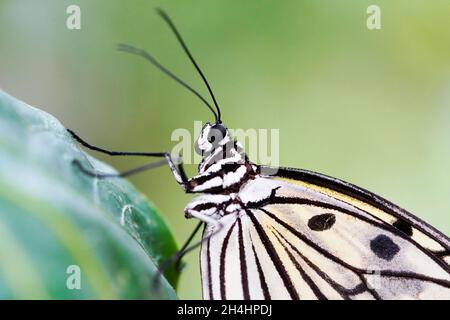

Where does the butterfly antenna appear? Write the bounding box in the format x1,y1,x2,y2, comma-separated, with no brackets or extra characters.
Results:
117,43,217,120
156,8,222,123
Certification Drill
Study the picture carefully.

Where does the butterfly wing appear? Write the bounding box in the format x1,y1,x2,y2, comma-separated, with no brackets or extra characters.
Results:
200,166,450,300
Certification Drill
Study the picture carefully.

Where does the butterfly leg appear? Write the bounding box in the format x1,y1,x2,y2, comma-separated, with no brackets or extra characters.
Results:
163,196,227,264
69,129,227,194
71,158,169,178
68,128,190,189
164,211,223,267
154,212,223,287
180,204,224,250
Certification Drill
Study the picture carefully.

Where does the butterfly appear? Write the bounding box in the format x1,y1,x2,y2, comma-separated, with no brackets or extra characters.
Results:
69,9,450,300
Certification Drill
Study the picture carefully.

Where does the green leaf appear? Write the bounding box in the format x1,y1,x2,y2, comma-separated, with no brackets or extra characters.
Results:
0,90,178,299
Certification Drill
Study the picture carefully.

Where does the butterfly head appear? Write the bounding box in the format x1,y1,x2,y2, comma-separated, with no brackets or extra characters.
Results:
195,122,230,156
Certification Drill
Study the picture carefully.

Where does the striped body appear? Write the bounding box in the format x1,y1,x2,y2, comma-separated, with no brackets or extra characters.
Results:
72,10,450,300
183,123,450,300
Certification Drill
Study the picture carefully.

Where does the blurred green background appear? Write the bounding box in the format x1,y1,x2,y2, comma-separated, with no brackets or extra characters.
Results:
1,0,449,299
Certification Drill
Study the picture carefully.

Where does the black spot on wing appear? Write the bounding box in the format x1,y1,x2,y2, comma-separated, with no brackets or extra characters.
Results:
260,208,381,299
308,213,336,231
392,218,413,237
370,235,400,261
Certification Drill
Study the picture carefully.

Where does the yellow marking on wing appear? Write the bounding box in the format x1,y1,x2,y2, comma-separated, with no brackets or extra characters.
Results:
272,176,444,252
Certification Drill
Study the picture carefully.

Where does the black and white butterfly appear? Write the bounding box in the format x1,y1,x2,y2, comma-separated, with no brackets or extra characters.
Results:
69,9,450,300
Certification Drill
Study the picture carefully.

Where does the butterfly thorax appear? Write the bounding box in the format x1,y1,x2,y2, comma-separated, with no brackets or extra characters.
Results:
184,136,262,221
192,138,256,192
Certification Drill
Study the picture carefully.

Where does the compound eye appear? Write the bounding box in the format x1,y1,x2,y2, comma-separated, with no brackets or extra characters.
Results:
207,123,227,145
